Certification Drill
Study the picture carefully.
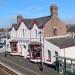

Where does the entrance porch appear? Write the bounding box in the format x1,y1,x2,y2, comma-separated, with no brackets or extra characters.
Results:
10,40,19,55
28,42,42,62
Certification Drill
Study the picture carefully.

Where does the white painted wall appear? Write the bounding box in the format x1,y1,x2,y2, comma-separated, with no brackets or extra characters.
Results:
8,21,31,56
60,46,75,59
60,46,75,63
21,43,29,58
16,21,30,38
31,24,41,39
7,43,11,52
44,40,60,64
10,27,16,38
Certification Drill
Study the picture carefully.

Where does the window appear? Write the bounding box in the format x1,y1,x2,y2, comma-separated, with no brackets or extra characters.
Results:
23,29,24,37
35,30,37,37
36,51,40,57
32,51,40,59
14,48,17,51
55,51,58,56
13,43,17,47
48,50,51,61
23,45,26,49
53,28,57,35
55,51,58,61
10,43,17,52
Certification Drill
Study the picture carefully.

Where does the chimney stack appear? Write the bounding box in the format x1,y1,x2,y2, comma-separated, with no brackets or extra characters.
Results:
17,15,23,24
50,4,58,17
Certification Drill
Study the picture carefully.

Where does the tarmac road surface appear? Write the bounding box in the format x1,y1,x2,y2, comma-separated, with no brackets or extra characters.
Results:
0,52,64,75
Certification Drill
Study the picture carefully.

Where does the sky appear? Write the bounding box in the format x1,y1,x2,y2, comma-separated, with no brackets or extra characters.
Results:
0,0,75,28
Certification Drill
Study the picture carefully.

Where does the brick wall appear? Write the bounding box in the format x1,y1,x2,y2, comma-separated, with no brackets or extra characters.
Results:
43,16,67,37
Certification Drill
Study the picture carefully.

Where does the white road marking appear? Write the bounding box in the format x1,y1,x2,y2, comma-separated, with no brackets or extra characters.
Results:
0,56,40,75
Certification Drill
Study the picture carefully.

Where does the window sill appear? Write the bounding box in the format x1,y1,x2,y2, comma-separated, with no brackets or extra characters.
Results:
11,51,18,53
46,59,51,62
30,57,41,59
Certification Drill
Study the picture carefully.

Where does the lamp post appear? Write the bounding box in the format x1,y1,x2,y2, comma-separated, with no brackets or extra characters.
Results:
4,39,7,57
39,30,43,71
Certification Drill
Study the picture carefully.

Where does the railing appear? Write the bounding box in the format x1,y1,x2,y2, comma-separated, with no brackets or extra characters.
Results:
53,56,75,74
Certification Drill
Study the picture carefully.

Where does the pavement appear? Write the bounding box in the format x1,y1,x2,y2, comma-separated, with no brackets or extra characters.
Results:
0,68,10,75
0,48,5,53
0,64,17,75
0,52,64,75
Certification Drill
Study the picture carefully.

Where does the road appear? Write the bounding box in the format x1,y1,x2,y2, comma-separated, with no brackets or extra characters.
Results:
0,52,63,75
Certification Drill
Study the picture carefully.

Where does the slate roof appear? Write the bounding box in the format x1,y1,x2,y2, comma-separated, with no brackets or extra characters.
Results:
9,16,51,31
29,41,41,46
67,25,75,32
22,19,34,29
47,37,75,49
9,24,18,31
35,16,51,28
